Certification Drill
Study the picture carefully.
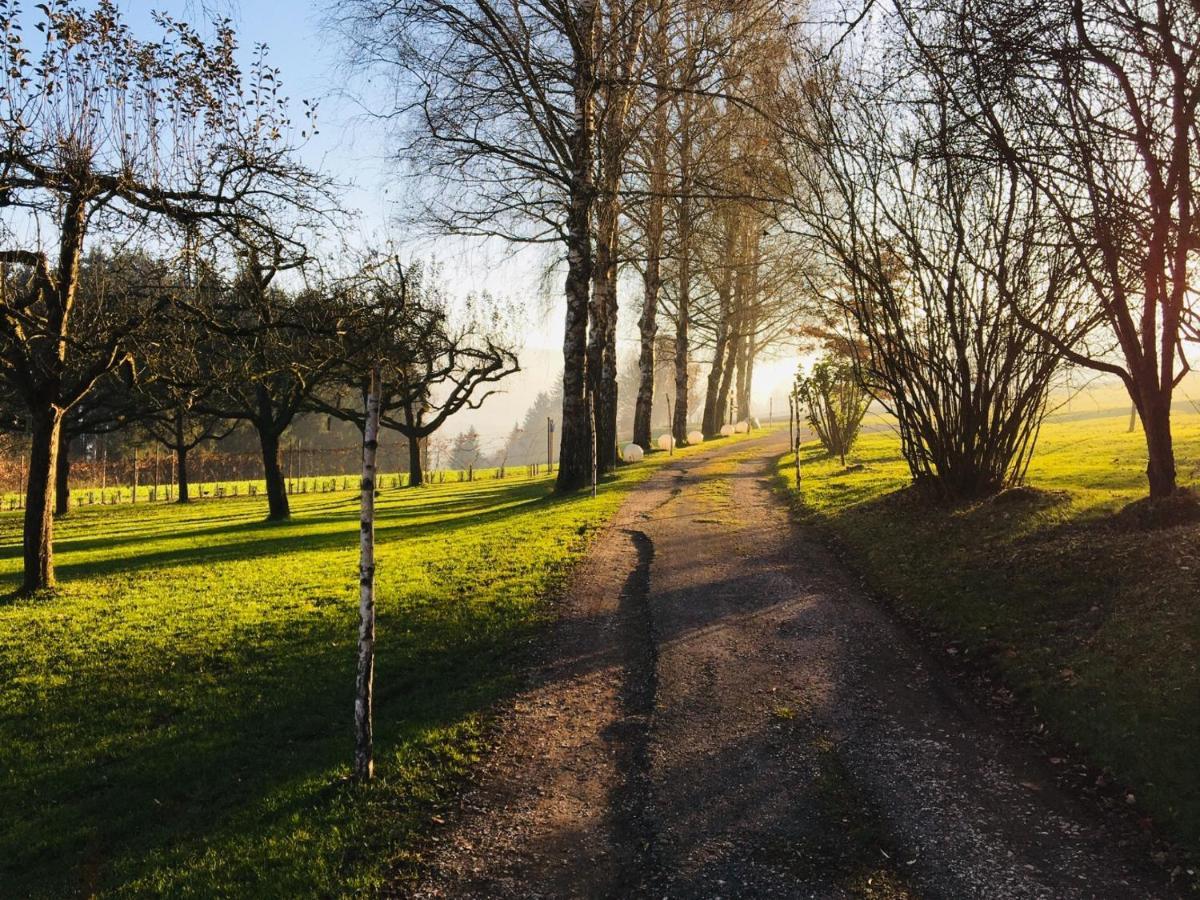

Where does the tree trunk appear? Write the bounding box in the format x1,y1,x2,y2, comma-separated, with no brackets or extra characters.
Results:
672,90,694,444
587,213,615,475
557,14,598,493
634,259,659,450
702,284,734,437
259,429,290,520
54,430,71,516
407,435,424,487
22,404,62,593
355,365,382,782
176,446,191,504
173,410,191,503
1140,393,1177,499
633,21,668,451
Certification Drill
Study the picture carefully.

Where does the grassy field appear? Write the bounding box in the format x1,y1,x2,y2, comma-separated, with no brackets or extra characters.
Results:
780,407,1200,857
0,436,742,898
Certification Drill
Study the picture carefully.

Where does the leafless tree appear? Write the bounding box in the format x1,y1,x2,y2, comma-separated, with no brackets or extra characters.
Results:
313,258,520,486
900,0,1200,499
0,1,328,592
785,52,1085,498
335,0,624,491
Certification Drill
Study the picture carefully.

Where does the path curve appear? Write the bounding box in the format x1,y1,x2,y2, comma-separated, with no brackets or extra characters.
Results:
406,432,1166,899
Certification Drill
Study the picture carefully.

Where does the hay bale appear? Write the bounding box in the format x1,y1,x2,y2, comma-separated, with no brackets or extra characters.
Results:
687,430,704,444
720,424,736,436
657,433,676,451
621,443,645,462
734,420,749,433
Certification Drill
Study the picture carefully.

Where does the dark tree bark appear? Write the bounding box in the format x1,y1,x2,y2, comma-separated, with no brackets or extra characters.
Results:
716,327,739,429
702,217,738,436
259,429,290,521
634,260,659,449
174,410,191,504
176,446,190,504
54,431,71,516
23,404,61,593
1140,393,1176,500
407,436,424,487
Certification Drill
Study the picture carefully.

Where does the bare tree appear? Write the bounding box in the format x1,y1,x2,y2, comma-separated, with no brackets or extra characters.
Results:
905,0,1200,498
785,52,1084,498
200,255,345,520
335,0,619,491
0,2,326,592
314,260,520,487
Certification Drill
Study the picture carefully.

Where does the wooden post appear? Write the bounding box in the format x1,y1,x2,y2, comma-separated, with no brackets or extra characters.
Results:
355,363,382,782
547,416,554,473
132,447,138,504
665,395,674,456
788,395,794,450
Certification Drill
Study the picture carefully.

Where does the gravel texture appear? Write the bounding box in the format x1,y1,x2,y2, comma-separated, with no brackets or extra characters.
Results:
406,431,1167,899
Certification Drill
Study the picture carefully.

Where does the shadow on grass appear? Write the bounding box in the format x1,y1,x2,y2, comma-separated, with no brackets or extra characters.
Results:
0,481,565,590
0,475,590,896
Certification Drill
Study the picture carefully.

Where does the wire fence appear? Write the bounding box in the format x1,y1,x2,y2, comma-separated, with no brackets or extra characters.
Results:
0,441,557,512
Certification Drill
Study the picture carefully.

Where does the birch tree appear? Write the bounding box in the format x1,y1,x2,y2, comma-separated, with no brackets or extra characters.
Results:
355,363,382,781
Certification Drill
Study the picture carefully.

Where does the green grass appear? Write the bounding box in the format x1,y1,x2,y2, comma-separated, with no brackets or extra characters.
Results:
0,435,746,898
779,409,1200,855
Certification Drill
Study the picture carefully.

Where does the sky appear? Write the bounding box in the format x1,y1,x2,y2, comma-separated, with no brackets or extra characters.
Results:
117,0,801,447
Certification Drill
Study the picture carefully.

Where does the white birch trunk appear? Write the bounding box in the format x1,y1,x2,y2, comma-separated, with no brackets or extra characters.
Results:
355,364,382,781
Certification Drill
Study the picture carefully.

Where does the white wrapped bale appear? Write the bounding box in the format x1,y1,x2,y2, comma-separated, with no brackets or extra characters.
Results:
657,433,676,451
734,420,750,433
687,430,704,445
748,416,761,429
720,424,736,436
621,443,645,462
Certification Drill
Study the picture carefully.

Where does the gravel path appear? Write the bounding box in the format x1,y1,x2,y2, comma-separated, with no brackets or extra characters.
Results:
407,431,1166,899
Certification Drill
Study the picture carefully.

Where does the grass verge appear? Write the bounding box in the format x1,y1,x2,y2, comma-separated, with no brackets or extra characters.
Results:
776,410,1200,869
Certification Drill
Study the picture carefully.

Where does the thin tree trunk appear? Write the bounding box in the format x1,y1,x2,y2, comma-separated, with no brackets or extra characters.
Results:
22,404,61,593
259,429,290,520
54,430,70,516
355,365,382,782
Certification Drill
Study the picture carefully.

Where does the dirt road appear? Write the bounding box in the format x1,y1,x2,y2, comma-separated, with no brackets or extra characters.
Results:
409,431,1164,899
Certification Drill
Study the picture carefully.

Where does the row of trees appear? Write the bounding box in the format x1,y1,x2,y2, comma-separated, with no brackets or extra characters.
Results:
0,2,518,594
343,0,1199,507
337,0,807,489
